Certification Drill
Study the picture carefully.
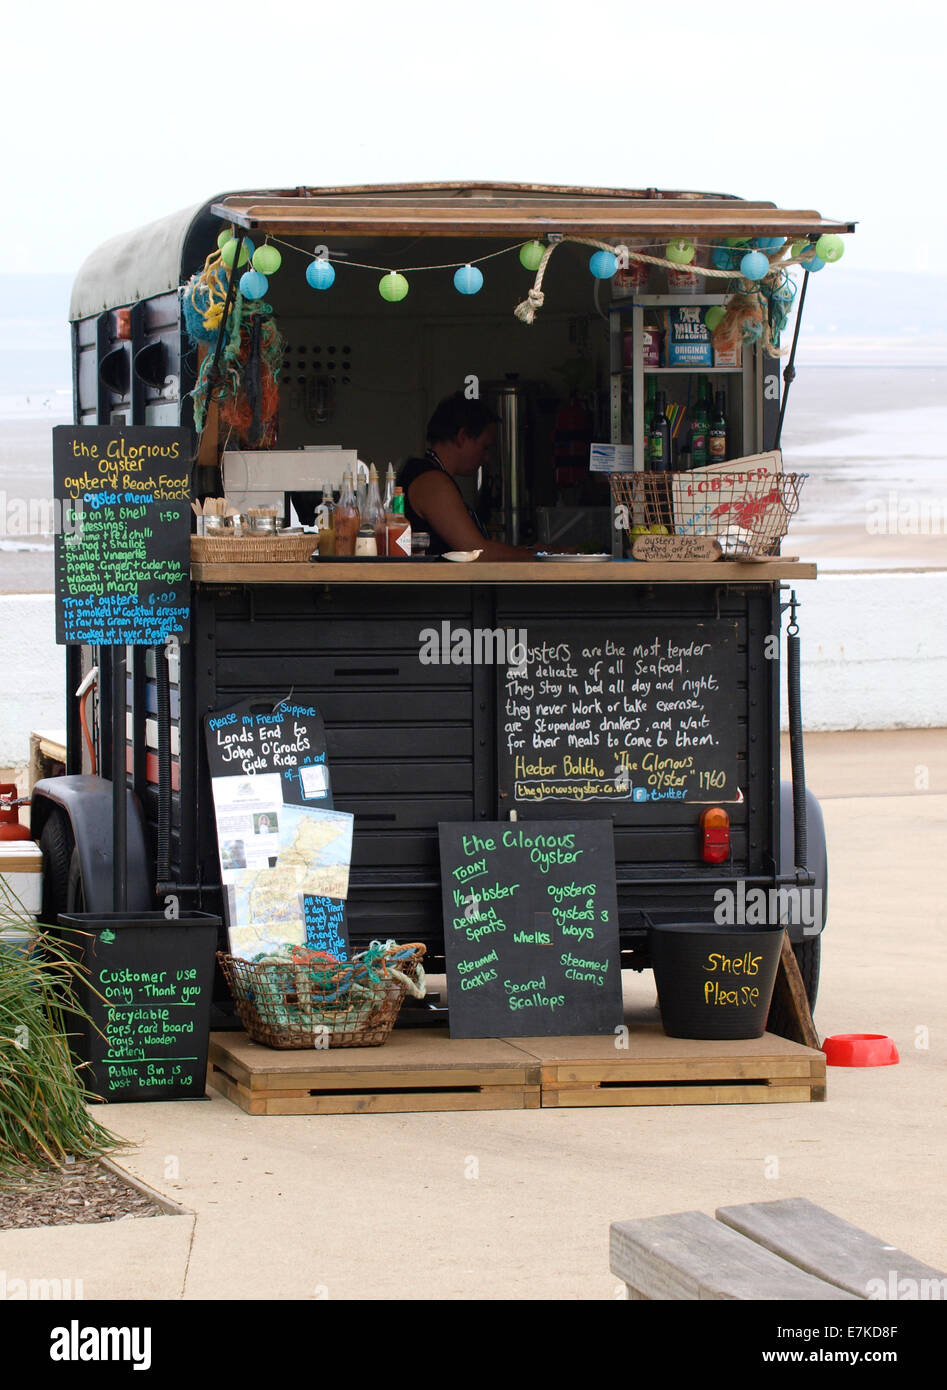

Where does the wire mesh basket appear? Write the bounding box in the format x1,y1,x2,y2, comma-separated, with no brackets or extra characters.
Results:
610,470,808,557
218,942,427,1049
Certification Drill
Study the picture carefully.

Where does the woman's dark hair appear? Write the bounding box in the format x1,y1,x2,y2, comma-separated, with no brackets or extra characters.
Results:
426,392,498,444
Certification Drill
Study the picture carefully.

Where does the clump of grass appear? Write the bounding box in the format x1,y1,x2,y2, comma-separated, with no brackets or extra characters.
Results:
0,876,122,1187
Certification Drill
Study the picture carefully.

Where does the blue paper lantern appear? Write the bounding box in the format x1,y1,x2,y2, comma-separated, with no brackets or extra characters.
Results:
712,245,737,271
306,258,336,290
740,250,771,281
453,264,484,295
755,237,786,252
589,250,618,280
239,269,268,300
802,255,826,273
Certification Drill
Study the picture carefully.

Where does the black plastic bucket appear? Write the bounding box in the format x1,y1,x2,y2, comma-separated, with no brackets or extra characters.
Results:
57,912,220,1102
649,923,782,1040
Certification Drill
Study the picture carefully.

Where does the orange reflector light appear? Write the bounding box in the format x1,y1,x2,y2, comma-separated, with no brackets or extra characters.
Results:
700,806,730,864
114,307,132,340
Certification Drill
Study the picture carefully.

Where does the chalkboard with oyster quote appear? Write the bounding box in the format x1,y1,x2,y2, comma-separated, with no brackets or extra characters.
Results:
498,622,741,814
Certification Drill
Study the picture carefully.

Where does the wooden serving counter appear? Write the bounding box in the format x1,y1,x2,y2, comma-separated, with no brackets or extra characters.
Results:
191,559,817,585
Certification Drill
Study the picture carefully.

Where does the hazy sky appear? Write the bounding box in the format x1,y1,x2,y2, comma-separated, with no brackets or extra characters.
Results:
5,0,942,277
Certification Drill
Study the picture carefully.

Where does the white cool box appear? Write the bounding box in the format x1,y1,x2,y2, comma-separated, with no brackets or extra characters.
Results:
0,840,43,954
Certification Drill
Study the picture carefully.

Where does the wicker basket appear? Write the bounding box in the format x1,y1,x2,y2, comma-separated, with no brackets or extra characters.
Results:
610,470,807,558
217,943,426,1049
191,533,317,563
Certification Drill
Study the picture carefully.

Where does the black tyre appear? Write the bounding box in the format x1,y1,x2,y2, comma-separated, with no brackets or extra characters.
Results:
39,809,73,925
793,935,821,1009
66,846,87,914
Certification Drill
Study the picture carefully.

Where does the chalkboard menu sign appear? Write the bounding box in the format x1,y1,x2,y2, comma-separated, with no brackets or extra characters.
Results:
53,425,192,646
204,698,331,808
438,820,622,1039
59,913,219,1102
303,895,348,960
499,622,740,813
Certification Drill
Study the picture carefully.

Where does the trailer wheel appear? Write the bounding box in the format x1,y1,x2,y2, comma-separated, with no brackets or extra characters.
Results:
66,847,88,914
39,809,73,924
793,935,821,1008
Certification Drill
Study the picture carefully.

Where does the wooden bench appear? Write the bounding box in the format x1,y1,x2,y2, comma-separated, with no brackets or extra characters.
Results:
610,1198,947,1300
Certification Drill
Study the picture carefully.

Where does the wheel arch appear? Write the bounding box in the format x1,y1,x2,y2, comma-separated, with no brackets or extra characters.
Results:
30,775,152,914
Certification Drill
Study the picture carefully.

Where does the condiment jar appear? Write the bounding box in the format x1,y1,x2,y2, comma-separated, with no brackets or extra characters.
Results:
355,525,378,557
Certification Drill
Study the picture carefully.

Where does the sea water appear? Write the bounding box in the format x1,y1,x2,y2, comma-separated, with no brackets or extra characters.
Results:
2,367,947,591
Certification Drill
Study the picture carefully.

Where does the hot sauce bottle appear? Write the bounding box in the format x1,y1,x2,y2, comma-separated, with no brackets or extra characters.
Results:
386,487,412,558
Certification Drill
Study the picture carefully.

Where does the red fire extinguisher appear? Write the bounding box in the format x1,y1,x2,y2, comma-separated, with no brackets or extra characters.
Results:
0,784,30,841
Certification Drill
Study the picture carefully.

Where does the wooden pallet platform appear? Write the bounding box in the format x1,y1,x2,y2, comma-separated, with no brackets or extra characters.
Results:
518,1026,826,1108
207,1024,825,1115
207,1028,541,1115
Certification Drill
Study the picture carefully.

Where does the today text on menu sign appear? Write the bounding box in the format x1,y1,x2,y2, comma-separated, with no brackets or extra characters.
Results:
53,426,192,646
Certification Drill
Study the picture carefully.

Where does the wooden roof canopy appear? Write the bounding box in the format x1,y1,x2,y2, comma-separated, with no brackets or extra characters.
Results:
211,182,856,240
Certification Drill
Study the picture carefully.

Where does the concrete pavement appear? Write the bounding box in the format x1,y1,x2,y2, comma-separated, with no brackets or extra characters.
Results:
2,729,945,1300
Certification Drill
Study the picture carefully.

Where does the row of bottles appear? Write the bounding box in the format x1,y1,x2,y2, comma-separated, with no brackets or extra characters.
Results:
316,464,412,556
646,378,729,472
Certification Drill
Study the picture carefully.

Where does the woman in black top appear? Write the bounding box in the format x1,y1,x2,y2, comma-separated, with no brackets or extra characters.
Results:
399,394,539,561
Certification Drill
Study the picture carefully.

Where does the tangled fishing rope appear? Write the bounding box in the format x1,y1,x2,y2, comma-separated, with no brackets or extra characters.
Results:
183,250,285,444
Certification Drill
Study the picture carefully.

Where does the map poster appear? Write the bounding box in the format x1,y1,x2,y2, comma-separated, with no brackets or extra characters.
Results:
223,810,354,960
204,699,352,960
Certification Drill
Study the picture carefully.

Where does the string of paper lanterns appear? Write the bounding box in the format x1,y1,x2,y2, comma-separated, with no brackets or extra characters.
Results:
213,223,845,310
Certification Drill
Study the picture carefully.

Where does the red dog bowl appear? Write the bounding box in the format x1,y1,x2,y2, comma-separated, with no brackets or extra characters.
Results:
822,1034,899,1067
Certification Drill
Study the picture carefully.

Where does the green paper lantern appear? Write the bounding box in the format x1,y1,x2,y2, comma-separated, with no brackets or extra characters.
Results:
725,236,751,248
252,244,282,276
519,240,545,271
704,306,726,332
790,240,814,259
815,234,844,263
221,237,253,268
217,227,232,251
379,272,409,303
666,239,696,265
